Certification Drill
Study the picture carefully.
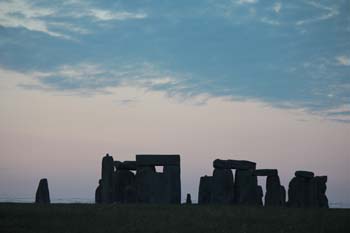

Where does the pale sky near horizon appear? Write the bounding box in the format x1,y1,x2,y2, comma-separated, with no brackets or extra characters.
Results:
0,0,349,206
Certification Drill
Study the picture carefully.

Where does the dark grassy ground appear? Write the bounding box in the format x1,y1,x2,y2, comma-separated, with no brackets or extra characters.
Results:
0,203,349,233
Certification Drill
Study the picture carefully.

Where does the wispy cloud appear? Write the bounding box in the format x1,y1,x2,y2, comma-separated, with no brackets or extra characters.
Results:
260,17,280,26
236,0,258,5
0,0,147,39
273,2,282,14
296,1,338,26
336,56,350,66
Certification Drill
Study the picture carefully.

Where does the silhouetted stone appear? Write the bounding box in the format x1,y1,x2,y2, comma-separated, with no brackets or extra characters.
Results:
288,176,311,207
114,161,137,170
309,176,329,208
211,168,234,204
136,154,180,166
254,169,278,177
114,170,135,203
124,185,137,203
35,178,50,204
234,169,259,205
265,175,285,206
295,171,314,179
257,185,263,206
135,155,181,204
213,159,256,170
101,154,114,203
198,176,213,204
95,179,102,204
186,193,192,204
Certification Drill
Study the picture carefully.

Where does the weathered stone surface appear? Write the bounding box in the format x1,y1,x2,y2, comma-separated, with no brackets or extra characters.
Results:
198,176,213,204
254,169,278,177
265,175,285,206
101,154,114,203
114,170,135,203
186,193,192,204
211,168,234,204
234,169,259,205
114,161,137,170
95,179,102,204
295,171,314,179
35,178,50,204
136,154,180,166
213,159,256,170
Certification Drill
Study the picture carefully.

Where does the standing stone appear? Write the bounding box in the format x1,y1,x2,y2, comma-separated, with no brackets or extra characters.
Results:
198,176,213,204
211,168,234,204
186,193,192,204
35,178,50,204
164,165,181,204
234,169,259,205
265,175,285,206
309,176,328,208
114,170,135,203
135,166,156,203
95,179,102,204
288,172,314,207
256,185,263,206
124,185,137,203
101,154,114,203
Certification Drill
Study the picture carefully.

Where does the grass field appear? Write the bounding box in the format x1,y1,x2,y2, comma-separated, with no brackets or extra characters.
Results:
0,203,349,233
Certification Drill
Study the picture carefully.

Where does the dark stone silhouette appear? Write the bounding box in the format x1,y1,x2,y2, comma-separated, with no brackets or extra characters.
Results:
308,176,329,208
114,170,136,203
95,179,102,204
257,185,263,206
211,168,234,203
114,161,137,170
234,169,259,205
101,154,114,203
254,169,278,177
287,171,328,208
35,178,50,204
186,193,192,204
295,170,314,179
198,176,213,204
136,155,181,204
265,175,286,206
213,159,256,170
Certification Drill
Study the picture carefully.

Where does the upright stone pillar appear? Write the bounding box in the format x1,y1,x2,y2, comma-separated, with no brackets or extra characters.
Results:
198,176,213,204
95,179,102,204
101,154,114,203
265,175,285,206
35,178,50,204
234,169,259,205
211,168,234,204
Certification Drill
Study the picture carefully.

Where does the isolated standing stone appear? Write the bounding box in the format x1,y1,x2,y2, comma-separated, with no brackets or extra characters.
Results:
186,193,192,204
35,178,50,204
211,168,234,204
95,179,102,204
101,154,114,203
198,176,213,204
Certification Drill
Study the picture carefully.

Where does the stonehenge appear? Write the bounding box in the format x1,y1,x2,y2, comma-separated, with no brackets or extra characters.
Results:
95,154,328,208
35,178,50,204
95,154,181,204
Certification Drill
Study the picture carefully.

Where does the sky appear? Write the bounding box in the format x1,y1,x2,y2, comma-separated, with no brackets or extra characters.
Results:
0,0,349,206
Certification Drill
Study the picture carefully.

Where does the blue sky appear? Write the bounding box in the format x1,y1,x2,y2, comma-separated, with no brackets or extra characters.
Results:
1,0,349,118
0,0,350,204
